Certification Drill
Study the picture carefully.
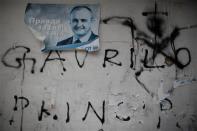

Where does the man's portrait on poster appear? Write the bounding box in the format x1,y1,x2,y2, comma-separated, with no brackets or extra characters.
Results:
57,6,99,46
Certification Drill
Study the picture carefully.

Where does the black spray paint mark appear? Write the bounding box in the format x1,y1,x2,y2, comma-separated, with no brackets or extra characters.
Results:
135,68,143,77
14,95,18,111
115,115,130,121
75,50,88,68
38,101,51,121
157,116,161,129
56,51,66,72
102,15,163,69
143,49,165,68
117,101,123,106
102,17,137,68
103,49,122,67
135,35,191,69
11,95,29,131
53,114,58,120
9,116,14,125
21,53,26,84
103,15,162,67
13,95,29,110
142,2,168,17
2,46,29,69
143,104,145,109
143,7,167,38
130,48,135,69
20,96,28,131
169,27,191,69
20,90,24,131
176,122,181,129
40,51,66,73
82,101,105,125
146,16,165,38
102,15,172,98
10,102,16,125
142,2,168,62
103,10,192,70
135,14,192,69
160,98,173,111
98,129,104,131
66,102,70,123
115,101,130,121
135,68,154,97
105,2,192,69
1,46,36,83
102,16,136,47
174,47,191,68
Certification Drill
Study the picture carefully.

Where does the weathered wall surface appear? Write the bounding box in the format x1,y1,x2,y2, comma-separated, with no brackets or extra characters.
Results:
0,0,197,131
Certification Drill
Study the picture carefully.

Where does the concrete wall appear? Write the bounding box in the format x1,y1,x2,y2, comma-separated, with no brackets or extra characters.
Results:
0,0,197,131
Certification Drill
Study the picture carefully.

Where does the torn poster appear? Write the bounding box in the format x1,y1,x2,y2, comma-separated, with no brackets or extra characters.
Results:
24,3,100,52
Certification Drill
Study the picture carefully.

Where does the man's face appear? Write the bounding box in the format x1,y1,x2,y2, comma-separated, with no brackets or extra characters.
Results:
70,8,92,37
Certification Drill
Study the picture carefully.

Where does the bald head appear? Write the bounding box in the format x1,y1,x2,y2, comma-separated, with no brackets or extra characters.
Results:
69,6,94,37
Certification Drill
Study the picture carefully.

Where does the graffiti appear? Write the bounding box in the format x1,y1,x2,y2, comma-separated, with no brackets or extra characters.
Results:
135,68,154,97
13,95,18,111
117,101,123,106
143,49,165,68
102,2,194,69
38,101,51,121
142,104,145,109
102,17,137,69
38,101,70,123
101,1,196,100
102,16,155,97
1,1,197,130
176,122,181,129
115,102,130,121
100,2,196,129
98,129,104,131
115,115,130,121
66,102,70,123
143,3,189,68
1,45,36,83
157,116,161,129
40,51,66,72
82,101,105,125
75,50,88,68
103,49,122,67
13,95,29,110
135,27,192,69
138,1,193,69
1,46,68,76
102,16,136,48
36,100,145,124
1,46,143,74
9,95,30,131
1,46,34,71
38,100,108,124
9,116,14,125
130,48,135,69
53,114,58,120
37,101,106,124
142,2,168,62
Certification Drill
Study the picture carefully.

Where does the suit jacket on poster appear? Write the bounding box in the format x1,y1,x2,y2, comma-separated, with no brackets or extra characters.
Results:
57,32,98,46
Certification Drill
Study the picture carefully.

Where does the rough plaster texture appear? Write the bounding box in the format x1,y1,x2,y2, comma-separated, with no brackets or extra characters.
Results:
0,0,197,131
